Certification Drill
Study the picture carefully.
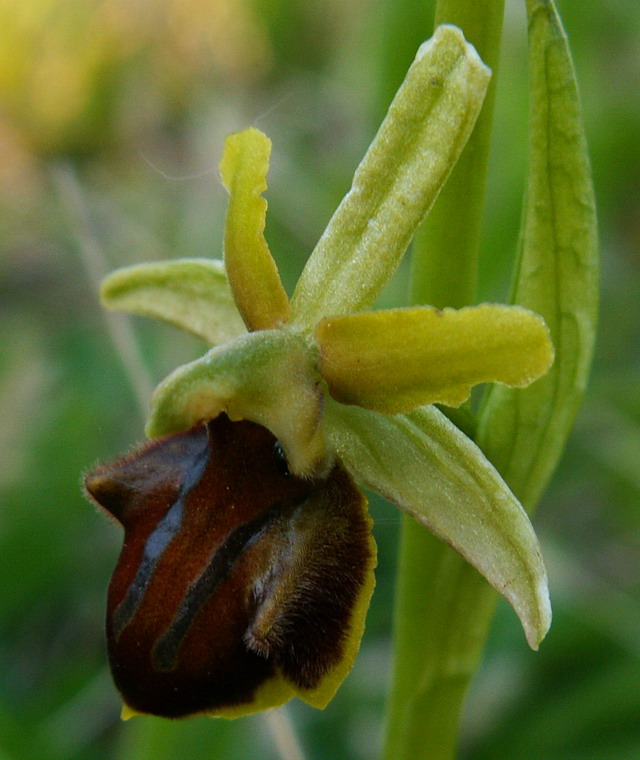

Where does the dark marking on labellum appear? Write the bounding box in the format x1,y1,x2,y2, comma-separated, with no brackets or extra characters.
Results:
84,414,372,718
111,441,210,639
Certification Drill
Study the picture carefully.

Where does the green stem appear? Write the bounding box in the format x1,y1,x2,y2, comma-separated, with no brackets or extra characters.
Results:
384,532,499,759
411,0,505,310
383,3,505,759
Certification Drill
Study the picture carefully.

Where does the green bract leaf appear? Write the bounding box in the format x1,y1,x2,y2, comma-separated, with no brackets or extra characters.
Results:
477,0,599,509
325,400,551,649
219,127,290,331
290,24,491,329
100,259,246,345
316,304,553,413
146,330,325,477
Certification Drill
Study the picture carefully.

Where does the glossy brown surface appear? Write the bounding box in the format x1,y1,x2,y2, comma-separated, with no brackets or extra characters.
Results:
85,414,372,717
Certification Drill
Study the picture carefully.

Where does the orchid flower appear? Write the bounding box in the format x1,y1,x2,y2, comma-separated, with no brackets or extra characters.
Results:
85,26,554,720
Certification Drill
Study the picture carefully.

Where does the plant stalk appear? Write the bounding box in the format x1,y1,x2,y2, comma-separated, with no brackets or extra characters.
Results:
382,2,505,759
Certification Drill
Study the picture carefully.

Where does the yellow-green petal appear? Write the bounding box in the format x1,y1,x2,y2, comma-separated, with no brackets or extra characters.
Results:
477,0,599,510
325,400,551,649
100,259,246,345
290,25,490,329
219,127,289,331
146,330,325,477
316,304,553,413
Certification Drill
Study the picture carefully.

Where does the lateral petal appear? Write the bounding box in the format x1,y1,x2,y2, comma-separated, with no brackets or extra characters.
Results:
219,127,290,331
316,304,553,412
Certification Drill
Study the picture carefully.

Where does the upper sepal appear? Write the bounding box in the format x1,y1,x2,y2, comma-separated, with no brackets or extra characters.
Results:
290,25,491,329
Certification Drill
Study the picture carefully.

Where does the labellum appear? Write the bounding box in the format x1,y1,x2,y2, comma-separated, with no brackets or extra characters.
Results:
85,414,375,718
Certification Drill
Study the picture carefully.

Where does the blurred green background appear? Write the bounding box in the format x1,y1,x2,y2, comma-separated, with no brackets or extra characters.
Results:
1,1,638,758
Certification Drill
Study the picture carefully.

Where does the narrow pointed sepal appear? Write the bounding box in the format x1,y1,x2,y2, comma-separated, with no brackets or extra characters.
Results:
85,416,375,718
100,259,246,345
325,400,551,648
220,128,290,331
146,330,326,477
290,24,491,328
316,304,554,412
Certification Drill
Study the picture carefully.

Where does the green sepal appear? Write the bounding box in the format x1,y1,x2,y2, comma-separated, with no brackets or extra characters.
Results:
325,400,551,649
290,24,491,329
477,0,599,509
100,259,246,345
146,330,326,477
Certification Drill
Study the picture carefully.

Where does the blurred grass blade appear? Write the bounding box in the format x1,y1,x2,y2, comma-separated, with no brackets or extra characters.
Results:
263,709,308,760
326,400,551,648
52,163,154,419
290,25,490,328
101,259,246,345
476,0,598,509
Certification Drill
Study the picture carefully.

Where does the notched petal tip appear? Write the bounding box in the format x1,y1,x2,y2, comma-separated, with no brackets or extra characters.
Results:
416,23,489,77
